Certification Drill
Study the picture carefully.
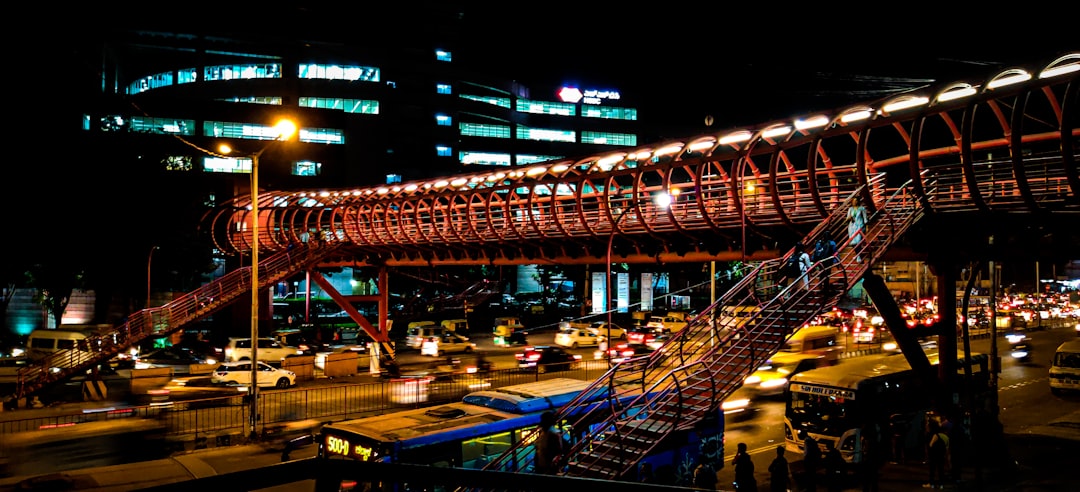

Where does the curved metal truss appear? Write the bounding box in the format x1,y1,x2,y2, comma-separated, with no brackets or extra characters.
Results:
202,53,1079,266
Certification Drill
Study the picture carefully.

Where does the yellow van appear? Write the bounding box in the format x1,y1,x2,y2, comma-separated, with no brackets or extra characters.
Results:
1050,339,1080,395
441,319,469,333
777,325,842,360
718,305,760,330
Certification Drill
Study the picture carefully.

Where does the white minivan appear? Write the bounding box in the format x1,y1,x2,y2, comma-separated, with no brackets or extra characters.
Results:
26,328,91,360
1050,339,1080,395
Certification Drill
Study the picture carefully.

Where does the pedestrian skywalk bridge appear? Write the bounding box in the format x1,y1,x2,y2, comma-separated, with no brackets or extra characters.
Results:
479,177,926,481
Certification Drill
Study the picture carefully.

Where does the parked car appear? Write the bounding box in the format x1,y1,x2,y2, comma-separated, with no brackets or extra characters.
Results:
515,345,581,373
223,337,300,364
420,333,476,357
554,327,601,348
211,361,296,389
134,346,217,375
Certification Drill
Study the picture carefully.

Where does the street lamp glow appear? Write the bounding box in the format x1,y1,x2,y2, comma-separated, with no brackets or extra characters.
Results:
216,117,296,441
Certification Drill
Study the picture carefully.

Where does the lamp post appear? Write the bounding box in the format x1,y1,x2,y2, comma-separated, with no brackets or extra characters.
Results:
147,245,159,308
219,119,297,440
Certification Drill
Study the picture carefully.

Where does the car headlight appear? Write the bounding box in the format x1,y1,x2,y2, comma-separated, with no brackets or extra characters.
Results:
722,398,750,412
760,378,789,389
744,375,762,385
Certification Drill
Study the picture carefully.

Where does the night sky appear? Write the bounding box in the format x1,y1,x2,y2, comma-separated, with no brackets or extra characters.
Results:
457,4,1077,137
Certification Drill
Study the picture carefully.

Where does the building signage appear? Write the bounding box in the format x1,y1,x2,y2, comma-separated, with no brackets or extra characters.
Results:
640,273,653,312
617,273,630,313
558,87,622,105
581,89,620,105
790,384,856,400
591,272,606,315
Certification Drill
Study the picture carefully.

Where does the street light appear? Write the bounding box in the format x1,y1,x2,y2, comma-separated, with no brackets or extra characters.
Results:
605,193,670,365
147,245,159,308
219,118,297,440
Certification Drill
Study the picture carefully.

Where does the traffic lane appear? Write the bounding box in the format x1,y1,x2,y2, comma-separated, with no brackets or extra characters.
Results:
714,324,1080,489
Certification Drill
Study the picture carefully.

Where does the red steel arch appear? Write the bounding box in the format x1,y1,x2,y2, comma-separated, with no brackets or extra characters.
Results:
202,53,1079,266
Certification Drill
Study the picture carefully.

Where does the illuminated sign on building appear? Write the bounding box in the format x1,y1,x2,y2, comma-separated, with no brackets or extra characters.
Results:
558,87,621,105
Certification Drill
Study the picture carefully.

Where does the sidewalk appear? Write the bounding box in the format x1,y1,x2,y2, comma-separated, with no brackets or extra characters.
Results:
716,409,1080,492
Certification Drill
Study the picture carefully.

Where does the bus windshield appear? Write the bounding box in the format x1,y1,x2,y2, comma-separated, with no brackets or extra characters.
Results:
788,387,857,428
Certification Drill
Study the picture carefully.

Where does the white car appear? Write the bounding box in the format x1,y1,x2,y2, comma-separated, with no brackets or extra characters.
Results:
421,333,476,356
212,361,296,389
223,337,300,363
587,321,627,340
554,327,601,348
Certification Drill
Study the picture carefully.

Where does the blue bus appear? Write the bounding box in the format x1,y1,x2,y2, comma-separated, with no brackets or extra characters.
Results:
316,377,725,489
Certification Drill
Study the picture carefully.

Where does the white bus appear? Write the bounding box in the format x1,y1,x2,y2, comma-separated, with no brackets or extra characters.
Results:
783,351,989,465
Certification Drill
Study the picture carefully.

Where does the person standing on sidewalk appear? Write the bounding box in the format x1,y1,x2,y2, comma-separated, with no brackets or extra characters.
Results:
768,445,793,492
823,441,844,492
859,424,882,492
925,420,950,488
802,436,822,492
733,442,757,492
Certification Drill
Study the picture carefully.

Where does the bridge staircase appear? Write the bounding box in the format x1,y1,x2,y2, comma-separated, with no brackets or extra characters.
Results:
13,242,345,401
479,176,927,481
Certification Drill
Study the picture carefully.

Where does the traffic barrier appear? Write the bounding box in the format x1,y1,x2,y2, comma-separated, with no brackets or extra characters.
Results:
283,355,316,380
82,380,108,401
323,352,359,377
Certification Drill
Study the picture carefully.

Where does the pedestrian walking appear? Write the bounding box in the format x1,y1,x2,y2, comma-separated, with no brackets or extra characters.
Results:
768,445,793,492
823,441,844,492
802,436,822,492
812,231,838,292
693,457,718,490
733,442,758,492
925,420,950,488
847,203,868,262
859,424,881,492
639,462,655,483
534,411,567,475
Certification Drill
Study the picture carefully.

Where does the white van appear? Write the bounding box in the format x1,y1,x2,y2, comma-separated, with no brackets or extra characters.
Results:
26,328,91,360
406,321,444,349
1050,339,1080,395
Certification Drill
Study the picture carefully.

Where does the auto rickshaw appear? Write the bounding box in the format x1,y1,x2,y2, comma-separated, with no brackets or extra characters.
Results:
493,323,528,347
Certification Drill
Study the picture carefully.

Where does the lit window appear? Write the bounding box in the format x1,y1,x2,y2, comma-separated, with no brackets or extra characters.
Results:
436,83,452,95
517,154,564,165
294,161,320,176
204,63,281,82
516,126,575,143
515,99,576,116
436,146,452,157
436,50,452,62
300,97,379,114
582,131,636,146
299,127,345,145
459,123,511,138
581,106,638,121
298,64,380,82
460,94,511,108
436,114,452,126
460,151,512,166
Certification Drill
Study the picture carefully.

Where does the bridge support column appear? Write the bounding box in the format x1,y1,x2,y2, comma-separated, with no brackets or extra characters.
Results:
862,273,931,372
931,261,960,408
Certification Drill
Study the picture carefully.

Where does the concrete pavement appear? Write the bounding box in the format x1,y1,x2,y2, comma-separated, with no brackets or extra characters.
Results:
714,409,1080,492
